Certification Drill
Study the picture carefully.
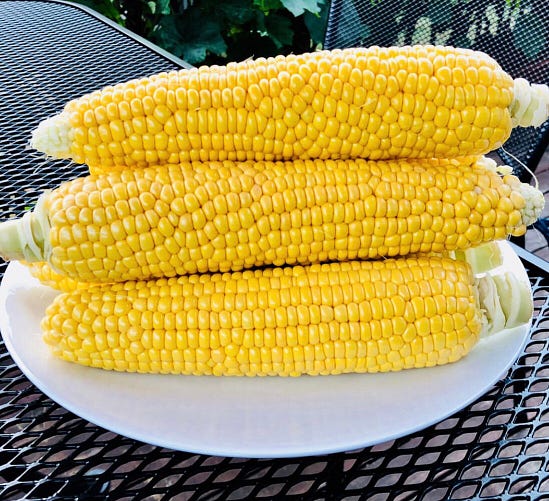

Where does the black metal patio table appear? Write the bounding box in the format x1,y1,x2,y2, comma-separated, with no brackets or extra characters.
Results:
0,1,548,499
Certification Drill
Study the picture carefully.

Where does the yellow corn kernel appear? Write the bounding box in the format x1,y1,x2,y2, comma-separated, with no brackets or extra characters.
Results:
22,261,88,292
1,156,542,284
42,256,486,376
29,46,528,170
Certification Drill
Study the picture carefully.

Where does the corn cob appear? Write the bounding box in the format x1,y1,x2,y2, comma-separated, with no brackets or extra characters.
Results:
23,261,86,292
0,157,544,283
22,243,502,292
41,255,532,376
30,46,549,171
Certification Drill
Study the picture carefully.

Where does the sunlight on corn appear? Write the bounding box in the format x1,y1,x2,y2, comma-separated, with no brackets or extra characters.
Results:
42,256,483,376
0,157,543,283
30,45,549,171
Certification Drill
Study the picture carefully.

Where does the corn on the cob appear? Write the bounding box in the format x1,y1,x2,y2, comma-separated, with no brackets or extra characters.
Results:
25,247,502,292
0,157,544,283
30,46,549,171
23,261,86,292
41,255,532,376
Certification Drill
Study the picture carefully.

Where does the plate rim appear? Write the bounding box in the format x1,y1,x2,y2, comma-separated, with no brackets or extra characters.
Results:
0,243,532,458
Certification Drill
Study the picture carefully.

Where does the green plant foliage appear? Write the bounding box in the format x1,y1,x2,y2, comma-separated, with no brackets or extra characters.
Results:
280,0,322,17
71,0,329,65
153,10,227,63
340,0,546,69
72,0,124,23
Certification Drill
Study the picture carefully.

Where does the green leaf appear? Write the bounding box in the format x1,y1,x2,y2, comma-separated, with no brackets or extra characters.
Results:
253,0,284,14
217,0,258,24
280,0,322,17
155,0,172,15
72,0,124,24
513,11,545,59
263,12,294,48
303,0,329,45
153,12,227,64
505,0,521,9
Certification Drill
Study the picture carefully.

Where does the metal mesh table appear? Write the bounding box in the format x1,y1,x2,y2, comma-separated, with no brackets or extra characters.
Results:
0,1,548,499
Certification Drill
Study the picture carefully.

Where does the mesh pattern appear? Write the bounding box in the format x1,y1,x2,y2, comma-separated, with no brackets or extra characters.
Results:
0,0,185,272
1,2,549,500
0,260,547,500
323,0,549,182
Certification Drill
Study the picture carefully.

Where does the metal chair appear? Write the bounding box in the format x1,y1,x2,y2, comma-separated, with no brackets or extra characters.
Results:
323,0,549,250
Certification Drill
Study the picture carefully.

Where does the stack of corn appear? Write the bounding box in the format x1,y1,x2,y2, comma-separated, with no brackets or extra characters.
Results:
1,45,548,377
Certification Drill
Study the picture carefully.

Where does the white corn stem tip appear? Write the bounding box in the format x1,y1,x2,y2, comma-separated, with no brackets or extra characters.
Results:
452,241,503,274
477,157,545,226
518,183,546,227
476,270,533,338
30,114,73,159
511,78,549,127
0,193,51,262
503,174,546,227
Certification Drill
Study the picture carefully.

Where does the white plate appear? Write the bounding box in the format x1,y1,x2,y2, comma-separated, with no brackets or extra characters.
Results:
0,242,531,458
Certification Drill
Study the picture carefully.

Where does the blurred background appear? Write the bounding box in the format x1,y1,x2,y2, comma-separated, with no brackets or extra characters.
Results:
71,0,330,66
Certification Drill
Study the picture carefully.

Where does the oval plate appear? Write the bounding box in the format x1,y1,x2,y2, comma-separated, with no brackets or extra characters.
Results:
0,242,531,458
